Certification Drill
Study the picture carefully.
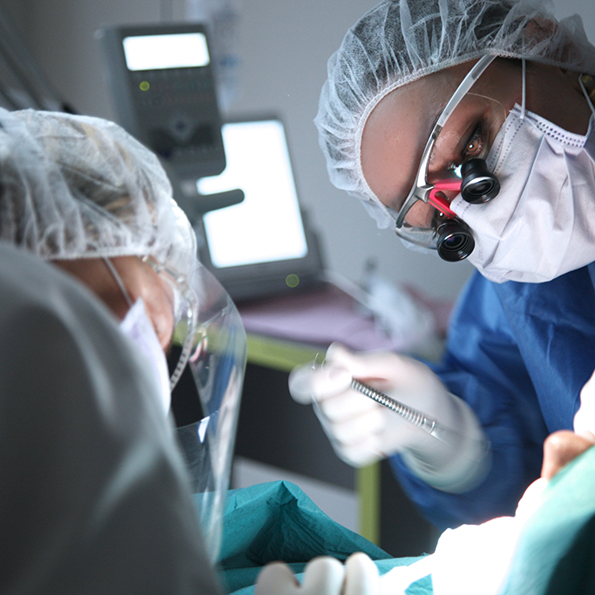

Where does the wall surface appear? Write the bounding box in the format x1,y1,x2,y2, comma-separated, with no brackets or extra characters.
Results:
3,0,595,302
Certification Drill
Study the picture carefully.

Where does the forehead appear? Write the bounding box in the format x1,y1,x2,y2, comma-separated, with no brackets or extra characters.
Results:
360,68,464,211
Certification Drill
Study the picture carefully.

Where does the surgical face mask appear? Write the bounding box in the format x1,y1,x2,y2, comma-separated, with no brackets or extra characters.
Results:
102,257,171,412
451,105,595,283
119,298,171,413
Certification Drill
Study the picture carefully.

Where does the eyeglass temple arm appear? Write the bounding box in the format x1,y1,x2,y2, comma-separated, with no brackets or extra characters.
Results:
414,54,497,196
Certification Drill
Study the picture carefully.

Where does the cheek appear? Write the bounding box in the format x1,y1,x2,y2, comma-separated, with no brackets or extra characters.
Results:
153,306,175,351
143,278,176,351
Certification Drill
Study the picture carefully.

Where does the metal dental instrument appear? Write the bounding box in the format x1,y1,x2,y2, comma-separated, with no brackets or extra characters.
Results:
351,378,488,458
312,353,446,439
351,378,440,434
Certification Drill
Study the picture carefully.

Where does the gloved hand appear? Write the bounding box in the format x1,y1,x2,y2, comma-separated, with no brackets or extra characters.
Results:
289,343,490,493
254,553,379,595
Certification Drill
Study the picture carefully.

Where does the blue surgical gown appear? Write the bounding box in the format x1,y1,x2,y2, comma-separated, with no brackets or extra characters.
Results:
390,264,595,530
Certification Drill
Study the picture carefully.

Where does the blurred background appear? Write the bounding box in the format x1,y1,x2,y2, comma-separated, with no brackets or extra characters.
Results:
5,0,591,304
2,0,594,556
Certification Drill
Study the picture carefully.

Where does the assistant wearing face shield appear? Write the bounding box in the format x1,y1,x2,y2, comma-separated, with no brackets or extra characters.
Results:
0,107,248,593
289,0,595,530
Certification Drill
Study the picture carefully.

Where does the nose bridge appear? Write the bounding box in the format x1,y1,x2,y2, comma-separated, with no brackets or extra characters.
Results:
440,187,461,204
428,178,461,217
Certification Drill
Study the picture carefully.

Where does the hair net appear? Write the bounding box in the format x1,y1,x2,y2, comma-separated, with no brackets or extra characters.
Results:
315,0,595,227
0,108,196,280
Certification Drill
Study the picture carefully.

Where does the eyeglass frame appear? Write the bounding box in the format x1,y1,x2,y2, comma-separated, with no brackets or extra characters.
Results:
393,54,498,236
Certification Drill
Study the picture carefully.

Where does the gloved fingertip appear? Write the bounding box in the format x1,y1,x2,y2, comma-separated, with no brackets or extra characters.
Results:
302,556,345,594
289,355,354,404
345,552,377,571
344,552,379,595
300,364,353,401
255,562,298,595
288,364,317,404
335,442,381,468
326,342,354,363
318,364,353,389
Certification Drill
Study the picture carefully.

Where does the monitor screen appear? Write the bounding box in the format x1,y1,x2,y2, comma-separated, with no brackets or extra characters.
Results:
197,119,309,269
122,32,210,71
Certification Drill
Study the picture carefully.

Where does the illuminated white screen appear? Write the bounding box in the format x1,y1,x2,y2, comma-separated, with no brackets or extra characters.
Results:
198,120,308,269
123,32,209,71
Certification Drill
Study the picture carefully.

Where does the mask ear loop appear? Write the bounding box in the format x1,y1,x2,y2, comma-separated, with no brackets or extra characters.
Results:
579,74,595,117
135,255,199,391
103,257,134,309
521,59,526,121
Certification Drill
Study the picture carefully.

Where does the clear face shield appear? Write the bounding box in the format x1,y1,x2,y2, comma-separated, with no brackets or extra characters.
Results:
151,257,247,563
393,55,506,261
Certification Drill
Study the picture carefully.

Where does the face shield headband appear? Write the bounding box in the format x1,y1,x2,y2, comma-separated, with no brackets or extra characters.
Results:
392,54,501,262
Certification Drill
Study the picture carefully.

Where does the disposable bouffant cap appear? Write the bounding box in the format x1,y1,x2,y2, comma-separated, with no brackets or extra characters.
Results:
0,108,196,280
315,0,595,227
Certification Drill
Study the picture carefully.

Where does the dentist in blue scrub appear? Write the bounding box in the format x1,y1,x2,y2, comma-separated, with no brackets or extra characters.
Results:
289,0,595,531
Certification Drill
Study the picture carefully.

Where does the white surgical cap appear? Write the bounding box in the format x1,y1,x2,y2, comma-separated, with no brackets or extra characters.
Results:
315,0,595,228
0,108,196,280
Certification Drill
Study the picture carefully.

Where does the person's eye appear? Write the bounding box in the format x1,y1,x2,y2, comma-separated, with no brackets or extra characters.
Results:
462,122,487,160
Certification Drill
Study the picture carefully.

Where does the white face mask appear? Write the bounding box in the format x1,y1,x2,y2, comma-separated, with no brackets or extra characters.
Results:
451,105,595,284
119,298,171,413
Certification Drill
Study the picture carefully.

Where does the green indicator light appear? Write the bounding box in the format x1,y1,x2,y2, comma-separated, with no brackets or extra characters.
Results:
286,274,300,288
139,81,150,91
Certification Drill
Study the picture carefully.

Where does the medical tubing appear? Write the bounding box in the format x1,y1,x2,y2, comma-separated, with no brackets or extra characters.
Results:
350,377,491,493
102,257,134,308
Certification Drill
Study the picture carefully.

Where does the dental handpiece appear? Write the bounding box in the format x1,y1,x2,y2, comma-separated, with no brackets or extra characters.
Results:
350,378,481,450
351,378,440,434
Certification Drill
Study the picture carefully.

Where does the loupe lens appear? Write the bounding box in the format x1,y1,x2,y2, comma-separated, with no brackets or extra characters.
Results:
437,220,475,261
461,158,500,204
395,57,506,254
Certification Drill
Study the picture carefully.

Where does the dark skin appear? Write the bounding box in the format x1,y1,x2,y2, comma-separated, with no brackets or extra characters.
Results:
53,256,175,352
361,59,593,224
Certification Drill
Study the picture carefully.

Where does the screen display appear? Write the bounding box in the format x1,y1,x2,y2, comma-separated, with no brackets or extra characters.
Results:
123,32,210,71
198,120,309,269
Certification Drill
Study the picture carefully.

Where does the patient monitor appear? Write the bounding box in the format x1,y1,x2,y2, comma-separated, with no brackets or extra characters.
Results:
99,25,324,302
196,116,326,302
97,23,243,221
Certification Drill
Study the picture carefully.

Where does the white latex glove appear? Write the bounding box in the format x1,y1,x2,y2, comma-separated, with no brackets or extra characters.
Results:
430,477,548,595
376,477,549,595
289,343,489,493
574,367,595,440
254,553,379,595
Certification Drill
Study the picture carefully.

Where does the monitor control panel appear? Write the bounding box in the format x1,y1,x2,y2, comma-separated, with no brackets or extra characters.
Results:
98,23,226,180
